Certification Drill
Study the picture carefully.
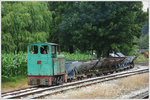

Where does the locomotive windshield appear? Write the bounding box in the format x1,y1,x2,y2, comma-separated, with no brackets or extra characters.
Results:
51,45,57,58
40,45,49,54
29,45,38,54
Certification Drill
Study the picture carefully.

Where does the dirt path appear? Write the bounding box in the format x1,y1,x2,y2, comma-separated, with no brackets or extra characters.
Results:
45,73,149,99
1,78,32,93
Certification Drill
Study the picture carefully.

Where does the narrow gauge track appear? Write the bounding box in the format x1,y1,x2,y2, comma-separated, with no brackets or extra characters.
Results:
1,87,42,97
129,90,149,99
2,68,148,99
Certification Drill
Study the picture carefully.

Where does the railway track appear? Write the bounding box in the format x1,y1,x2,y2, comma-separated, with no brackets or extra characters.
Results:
2,68,148,99
119,88,149,99
130,90,149,99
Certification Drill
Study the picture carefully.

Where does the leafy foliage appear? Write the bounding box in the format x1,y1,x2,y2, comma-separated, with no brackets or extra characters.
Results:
138,33,149,49
2,52,27,78
2,2,52,53
57,2,147,57
61,52,95,61
2,1,148,56
134,54,149,62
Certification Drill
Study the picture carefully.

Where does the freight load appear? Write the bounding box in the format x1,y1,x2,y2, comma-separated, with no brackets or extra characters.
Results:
65,53,136,80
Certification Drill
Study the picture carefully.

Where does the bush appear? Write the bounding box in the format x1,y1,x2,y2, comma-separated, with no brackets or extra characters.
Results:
60,52,95,61
2,52,27,77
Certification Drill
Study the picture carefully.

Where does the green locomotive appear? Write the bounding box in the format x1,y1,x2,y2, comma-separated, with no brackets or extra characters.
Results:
27,43,67,85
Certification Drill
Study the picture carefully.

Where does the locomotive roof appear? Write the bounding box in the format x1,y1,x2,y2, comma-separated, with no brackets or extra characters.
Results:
46,42,58,45
29,43,58,45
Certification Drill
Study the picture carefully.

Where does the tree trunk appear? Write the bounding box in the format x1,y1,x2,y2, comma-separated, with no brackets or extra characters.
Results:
17,47,20,54
106,49,110,57
69,45,74,54
107,48,113,57
96,49,101,59
92,49,93,55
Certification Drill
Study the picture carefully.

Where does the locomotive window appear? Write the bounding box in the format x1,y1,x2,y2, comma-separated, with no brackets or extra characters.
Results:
51,45,56,54
29,45,38,54
40,45,49,54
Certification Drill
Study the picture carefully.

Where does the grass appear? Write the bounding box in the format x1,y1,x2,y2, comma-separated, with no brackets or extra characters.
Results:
1,76,31,93
134,54,149,62
60,52,95,61
2,75,27,82
2,52,27,78
46,73,149,99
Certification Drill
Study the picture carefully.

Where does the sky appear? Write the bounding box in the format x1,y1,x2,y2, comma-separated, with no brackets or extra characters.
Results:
142,0,149,12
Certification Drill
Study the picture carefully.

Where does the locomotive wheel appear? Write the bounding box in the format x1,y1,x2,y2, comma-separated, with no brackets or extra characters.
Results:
103,73,108,75
77,77,80,80
110,71,113,74
81,76,83,80
96,73,101,77
67,78,73,82
67,79,70,82
87,75,91,78
116,69,120,72
52,78,57,85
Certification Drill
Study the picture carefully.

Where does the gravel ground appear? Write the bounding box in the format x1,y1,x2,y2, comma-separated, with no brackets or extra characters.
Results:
45,65,149,99
119,87,148,99
135,62,149,66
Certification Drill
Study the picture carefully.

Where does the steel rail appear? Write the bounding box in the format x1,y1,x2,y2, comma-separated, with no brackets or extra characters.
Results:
1,87,44,97
2,87,35,95
32,69,149,99
2,68,148,99
129,91,149,99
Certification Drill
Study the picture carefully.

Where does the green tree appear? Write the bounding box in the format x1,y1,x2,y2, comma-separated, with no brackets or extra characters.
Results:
138,23,149,49
138,33,149,49
58,2,147,57
2,2,52,53
48,2,76,53
137,9,148,50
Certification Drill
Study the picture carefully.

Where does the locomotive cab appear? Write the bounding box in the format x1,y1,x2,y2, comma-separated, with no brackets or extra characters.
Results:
27,43,67,86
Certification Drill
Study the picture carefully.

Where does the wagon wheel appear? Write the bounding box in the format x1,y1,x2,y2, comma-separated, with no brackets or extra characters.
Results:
130,61,134,68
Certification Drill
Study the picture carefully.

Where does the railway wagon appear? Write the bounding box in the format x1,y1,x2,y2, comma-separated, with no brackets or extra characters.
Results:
27,43,67,86
65,53,136,80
